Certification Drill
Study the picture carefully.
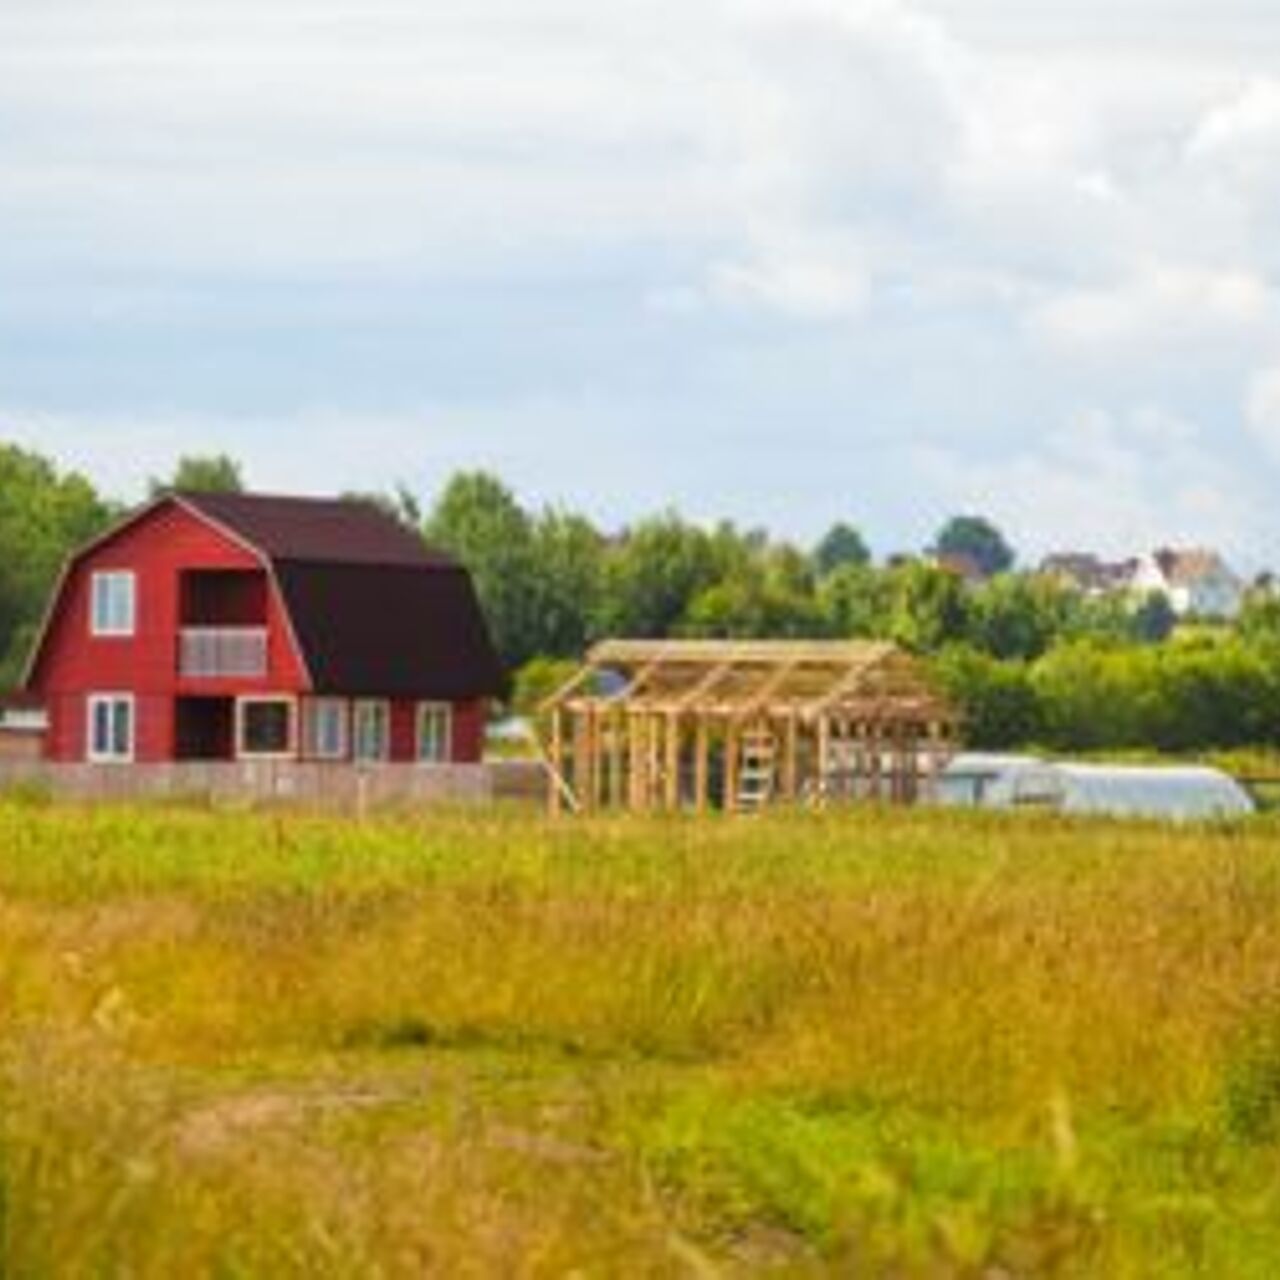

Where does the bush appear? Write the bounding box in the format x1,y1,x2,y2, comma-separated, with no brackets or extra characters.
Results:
509,656,585,719
934,648,1041,749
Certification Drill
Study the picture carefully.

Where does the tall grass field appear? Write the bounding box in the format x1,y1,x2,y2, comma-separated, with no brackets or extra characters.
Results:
2,799,1280,1276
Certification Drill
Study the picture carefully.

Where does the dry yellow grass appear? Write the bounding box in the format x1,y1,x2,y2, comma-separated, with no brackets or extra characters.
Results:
1,799,1279,1275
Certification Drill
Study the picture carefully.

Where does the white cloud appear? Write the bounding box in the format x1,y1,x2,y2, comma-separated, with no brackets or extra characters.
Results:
911,406,1274,565
1245,367,1280,462
1031,265,1274,350
4,0,1280,556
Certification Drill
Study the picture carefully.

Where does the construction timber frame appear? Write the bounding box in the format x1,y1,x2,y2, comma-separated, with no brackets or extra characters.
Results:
539,639,959,816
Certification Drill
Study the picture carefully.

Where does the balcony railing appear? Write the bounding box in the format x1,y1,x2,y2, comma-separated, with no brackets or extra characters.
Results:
179,628,268,679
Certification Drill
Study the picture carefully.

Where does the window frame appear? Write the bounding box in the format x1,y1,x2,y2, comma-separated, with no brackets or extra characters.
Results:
304,697,349,761
90,571,137,637
415,701,453,764
234,695,298,761
86,693,136,764
352,699,391,764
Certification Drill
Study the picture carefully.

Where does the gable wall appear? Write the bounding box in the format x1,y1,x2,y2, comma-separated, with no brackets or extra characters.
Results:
30,501,308,763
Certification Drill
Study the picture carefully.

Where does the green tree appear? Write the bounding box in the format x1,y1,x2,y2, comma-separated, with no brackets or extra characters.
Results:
1142,639,1280,752
819,563,893,638
342,484,423,528
1030,641,1141,751
813,522,871,577
150,453,245,496
933,646,1041,748
426,471,539,670
885,561,972,653
528,509,605,657
1131,591,1178,645
1237,590,1280,645
682,554,827,639
931,515,1015,578
966,574,1073,661
0,444,113,687
595,514,723,638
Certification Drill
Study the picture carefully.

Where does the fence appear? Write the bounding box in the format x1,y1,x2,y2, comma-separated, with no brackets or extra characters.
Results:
0,760,547,814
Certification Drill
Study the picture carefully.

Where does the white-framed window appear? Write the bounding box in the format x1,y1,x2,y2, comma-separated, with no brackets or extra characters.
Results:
416,702,453,763
90,571,136,637
235,696,296,759
87,694,135,763
353,700,390,763
305,698,348,760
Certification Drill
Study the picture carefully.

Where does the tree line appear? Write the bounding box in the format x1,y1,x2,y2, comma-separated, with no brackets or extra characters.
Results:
3,443,1280,754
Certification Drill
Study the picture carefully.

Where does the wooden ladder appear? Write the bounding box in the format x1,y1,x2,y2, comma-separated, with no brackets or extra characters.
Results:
735,727,777,812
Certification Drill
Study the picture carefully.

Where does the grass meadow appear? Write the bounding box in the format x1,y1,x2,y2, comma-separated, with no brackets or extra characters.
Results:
2,799,1280,1276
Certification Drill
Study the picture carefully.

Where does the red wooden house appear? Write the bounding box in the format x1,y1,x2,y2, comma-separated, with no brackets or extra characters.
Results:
23,492,504,765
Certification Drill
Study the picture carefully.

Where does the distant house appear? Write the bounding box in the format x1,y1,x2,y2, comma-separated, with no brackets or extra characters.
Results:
1038,553,1136,596
1128,548,1245,620
23,492,504,765
929,551,987,584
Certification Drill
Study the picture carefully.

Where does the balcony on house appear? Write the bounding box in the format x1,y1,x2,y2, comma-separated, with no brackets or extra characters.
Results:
178,570,269,679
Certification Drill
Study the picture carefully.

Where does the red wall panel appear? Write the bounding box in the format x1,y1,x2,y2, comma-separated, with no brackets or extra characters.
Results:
452,699,486,763
390,700,416,764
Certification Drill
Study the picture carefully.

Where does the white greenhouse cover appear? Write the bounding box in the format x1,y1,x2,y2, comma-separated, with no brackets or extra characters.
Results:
938,753,1254,821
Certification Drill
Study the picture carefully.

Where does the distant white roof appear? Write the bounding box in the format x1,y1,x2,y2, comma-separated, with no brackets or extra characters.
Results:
945,752,1044,775
939,756,1253,820
1051,764,1253,819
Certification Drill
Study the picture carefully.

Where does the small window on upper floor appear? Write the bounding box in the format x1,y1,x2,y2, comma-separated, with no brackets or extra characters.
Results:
91,571,136,637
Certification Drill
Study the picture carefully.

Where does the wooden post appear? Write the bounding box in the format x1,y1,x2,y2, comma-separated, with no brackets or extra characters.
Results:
574,706,593,813
610,708,625,810
549,707,565,817
783,713,799,803
648,714,662,811
628,712,645,812
590,706,607,811
817,716,830,808
724,724,740,813
694,716,710,813
665,712,681,812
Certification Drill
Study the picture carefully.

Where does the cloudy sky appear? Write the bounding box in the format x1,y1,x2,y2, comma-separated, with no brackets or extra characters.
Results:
3,0,1280,564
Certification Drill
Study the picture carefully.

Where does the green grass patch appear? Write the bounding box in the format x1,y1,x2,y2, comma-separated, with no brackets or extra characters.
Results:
2,801,1280,1274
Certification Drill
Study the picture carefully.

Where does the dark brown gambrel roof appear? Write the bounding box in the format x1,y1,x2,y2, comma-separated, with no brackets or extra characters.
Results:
181,492,504,698
273,562,504,698
181,491,456,567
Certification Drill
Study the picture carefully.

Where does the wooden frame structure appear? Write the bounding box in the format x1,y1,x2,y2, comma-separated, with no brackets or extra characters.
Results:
539,640,959,815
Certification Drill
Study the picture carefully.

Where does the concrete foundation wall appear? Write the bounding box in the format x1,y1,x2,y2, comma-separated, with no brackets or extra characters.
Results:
0,760,547,813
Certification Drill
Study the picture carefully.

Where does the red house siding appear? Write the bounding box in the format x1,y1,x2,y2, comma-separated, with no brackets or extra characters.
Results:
32,503,307,764
390,698,486,764
452,699,486,762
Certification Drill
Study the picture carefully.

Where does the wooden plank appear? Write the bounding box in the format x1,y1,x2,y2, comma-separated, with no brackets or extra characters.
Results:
694,716,710,813
544,707,582,817
588,639,896,668
665,712,681,811
573,706,593,814
648,714,662,811
723,726,740,813
783,714,799,802
816,716,831,809
610,708,625,809
628,712,645,812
